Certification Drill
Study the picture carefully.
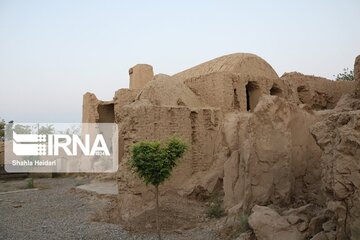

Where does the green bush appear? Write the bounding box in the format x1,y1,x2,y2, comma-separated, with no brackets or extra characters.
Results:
335,68,354,81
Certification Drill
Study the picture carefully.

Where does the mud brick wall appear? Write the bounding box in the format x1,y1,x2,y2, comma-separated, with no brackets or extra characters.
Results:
185,72,285,113
184,72,236,112
281,73,356,109
117,104,222,192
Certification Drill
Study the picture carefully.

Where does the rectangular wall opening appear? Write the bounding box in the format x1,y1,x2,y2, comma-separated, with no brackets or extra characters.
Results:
246,81,260,112
97,103,115,123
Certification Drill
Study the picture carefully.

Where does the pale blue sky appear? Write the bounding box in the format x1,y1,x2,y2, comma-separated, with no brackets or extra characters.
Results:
0,0,359,122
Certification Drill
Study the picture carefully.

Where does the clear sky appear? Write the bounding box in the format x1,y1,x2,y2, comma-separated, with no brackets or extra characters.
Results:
0,0,359,122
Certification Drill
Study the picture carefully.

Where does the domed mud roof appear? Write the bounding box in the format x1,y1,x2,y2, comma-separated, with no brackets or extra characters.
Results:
137,75,206,107
173,53,279,80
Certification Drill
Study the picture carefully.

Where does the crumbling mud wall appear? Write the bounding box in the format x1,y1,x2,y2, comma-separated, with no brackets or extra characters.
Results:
222,96,323,210
115,103,222,218
311,98,360,239
281,72,355,109
309,56,360,240
82,92,115,123
117,104,222,182
113,88,139,117
178,54,354,114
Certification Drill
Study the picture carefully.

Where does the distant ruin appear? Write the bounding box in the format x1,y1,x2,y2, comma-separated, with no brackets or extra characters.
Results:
83,53,360,239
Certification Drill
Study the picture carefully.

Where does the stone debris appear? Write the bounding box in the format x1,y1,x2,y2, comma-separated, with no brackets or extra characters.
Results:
248,205,303,240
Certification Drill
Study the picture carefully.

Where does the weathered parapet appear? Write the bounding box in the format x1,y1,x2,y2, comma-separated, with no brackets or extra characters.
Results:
183,67,355,113
81,92,114,155
82,92,100,123
82,92,114,123
83,77,145,125
281,72,355,110
129,64,154,90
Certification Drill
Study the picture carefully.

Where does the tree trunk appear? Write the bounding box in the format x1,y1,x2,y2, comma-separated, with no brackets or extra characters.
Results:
155,185,161,240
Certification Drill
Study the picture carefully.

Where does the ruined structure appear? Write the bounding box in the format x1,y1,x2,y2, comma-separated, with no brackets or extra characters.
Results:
83,53,359,239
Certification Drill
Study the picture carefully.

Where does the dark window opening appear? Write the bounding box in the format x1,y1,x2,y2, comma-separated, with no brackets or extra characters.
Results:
96,103,115,154
97,103,115,123
270,84,283,97
245,81,260,112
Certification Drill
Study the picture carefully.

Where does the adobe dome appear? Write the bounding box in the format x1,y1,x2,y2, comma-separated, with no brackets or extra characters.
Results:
173,53,279,80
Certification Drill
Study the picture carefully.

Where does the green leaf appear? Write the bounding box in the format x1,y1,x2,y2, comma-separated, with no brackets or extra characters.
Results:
128,136,188,187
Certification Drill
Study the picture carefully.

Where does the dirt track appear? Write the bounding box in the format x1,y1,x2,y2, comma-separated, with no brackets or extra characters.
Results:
0,177,217,240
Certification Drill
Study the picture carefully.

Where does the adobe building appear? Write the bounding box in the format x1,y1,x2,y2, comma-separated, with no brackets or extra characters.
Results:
82,53,360,238
83,53,355,125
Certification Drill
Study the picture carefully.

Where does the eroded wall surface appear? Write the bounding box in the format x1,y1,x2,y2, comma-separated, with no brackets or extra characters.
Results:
311,94,360,239
115,103,222,218
118,105,221,184
281,72,355,109
223,96,323,210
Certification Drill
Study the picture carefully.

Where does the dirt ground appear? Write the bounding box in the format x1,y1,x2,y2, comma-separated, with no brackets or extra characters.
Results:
94,192,210,233
0,177,219,240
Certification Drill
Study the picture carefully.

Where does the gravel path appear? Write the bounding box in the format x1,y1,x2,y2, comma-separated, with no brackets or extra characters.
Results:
0,178,218,240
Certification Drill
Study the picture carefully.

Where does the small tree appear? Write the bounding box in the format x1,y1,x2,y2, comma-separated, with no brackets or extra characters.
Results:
129,136,187,240
334,68,354,81
0,118,5,140
38,124,55,135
